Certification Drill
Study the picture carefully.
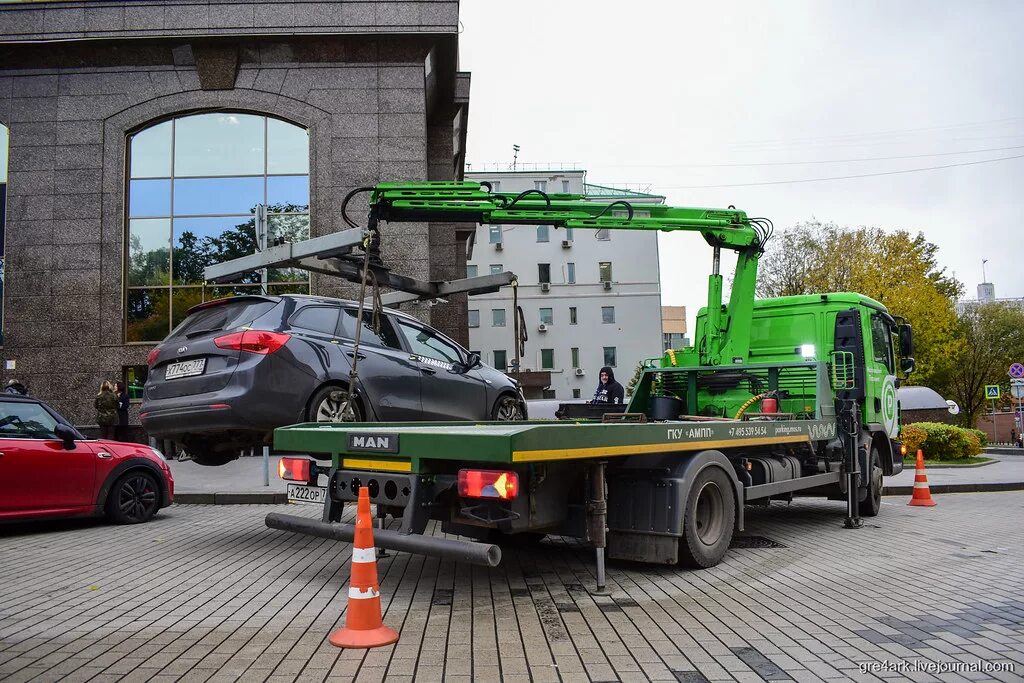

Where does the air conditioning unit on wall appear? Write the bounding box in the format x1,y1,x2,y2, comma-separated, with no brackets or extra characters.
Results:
540,282,550,292
561,240,572,248
495,242,503,251
574,367,585,376
538,323,549,332
603,281,613,290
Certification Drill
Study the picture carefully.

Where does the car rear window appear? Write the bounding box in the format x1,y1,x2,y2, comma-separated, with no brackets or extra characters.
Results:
289,306,341,335
167,299,278,341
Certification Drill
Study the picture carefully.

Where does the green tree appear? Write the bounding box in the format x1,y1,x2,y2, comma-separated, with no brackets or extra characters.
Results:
756,221,962,388
933,303,1024,428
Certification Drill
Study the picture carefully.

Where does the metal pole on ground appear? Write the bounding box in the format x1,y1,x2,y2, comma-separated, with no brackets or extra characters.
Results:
263,446,270,487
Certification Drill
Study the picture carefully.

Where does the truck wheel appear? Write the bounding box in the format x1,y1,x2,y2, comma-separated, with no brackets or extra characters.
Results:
858,447,883,517
679,466,736,568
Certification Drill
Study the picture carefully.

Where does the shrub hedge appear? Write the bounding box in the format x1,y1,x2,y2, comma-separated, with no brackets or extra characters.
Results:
901,422,984,460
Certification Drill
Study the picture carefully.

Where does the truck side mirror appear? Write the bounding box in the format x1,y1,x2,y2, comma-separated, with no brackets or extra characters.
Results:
898,324,914,358
900,357,916,375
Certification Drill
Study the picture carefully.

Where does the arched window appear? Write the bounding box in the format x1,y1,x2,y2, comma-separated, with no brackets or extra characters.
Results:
125,113,310,342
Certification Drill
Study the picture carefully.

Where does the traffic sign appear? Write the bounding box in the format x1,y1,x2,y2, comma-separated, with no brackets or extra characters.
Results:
1010,363,1024,379
985,385,1000,399
1012,384,1024,400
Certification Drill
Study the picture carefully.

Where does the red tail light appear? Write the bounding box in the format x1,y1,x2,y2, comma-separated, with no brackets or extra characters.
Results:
279,457,313,482
214,330,290,354
458,469,519,500
147,347,160,367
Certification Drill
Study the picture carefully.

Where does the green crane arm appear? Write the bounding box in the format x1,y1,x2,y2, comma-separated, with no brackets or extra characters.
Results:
361,181,766,366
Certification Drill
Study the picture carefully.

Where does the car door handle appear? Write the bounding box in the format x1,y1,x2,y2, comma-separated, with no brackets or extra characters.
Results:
345,351,366,360
97,452,112,459
420,367,437,375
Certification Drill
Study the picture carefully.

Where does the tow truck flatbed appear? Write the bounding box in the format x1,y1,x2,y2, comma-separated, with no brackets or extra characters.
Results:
274,417,839,472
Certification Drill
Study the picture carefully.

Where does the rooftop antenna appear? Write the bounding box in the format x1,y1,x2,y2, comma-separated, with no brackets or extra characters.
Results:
512,144,520,171
982,258,989,283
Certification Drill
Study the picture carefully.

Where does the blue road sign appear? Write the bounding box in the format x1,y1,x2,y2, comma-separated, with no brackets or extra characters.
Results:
1010,363,1024,379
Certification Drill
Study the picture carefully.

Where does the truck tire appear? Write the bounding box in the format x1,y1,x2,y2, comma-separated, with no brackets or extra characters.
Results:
679,466,736,568
858,447,883,517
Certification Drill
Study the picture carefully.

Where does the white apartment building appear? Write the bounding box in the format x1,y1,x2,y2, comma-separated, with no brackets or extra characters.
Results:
465,169,664,399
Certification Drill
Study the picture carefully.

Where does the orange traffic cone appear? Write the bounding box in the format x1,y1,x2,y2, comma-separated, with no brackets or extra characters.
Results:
908,449,937,507
329,486,399,648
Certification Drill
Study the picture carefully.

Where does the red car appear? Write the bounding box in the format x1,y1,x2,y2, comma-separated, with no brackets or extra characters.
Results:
0,395,173,524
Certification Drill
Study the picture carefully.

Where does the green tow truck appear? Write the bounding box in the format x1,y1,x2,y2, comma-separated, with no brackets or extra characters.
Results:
269,182,914,583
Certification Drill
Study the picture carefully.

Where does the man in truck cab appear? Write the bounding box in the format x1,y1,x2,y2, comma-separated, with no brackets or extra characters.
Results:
592,366,624,405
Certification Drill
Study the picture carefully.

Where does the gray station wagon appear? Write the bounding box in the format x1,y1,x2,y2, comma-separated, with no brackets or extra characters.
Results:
141,294,526,465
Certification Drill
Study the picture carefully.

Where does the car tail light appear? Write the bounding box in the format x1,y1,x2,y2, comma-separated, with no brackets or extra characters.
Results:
279,457,313,482
458,469,519,500
214,330,290,355
147,347,160,367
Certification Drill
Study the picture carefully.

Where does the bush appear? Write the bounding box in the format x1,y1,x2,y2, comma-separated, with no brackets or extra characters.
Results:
903,422,983,460
967,428,988,449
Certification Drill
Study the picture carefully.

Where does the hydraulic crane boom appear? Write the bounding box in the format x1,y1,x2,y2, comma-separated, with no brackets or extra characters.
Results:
357,181,772,366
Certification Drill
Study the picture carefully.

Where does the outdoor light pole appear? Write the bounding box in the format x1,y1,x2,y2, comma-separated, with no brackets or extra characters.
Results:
982,258,988,283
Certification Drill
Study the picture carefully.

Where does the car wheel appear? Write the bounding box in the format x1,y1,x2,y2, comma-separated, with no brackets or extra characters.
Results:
679,466,736,568
309,385,362,423
858,447,883,517
492,394,524,421
106,471,161,524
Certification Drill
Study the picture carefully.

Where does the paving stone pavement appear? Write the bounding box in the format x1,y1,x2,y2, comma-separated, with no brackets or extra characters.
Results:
1,493,1022,682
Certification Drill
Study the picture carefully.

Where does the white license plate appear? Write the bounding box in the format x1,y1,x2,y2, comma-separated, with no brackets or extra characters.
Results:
287,483,327,506
165,358,206,380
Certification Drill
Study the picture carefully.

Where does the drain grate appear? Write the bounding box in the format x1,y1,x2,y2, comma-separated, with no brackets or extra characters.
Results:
730,535,787,549
431,588,453,606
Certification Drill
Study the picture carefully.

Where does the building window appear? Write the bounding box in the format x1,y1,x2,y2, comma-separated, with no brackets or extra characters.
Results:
572,388,581,399
596,228,610,240
537,225,549,242
539,308,553,325
538,263,551,283
566,227,574,241
467,264,478,278
535,180,547,192
562,179,570,193
492,309,506,327
125,113,310,342
542,388,556,399
571,347,580,368
602,306,615,324
491,180,501,192
541,348,554,369
489,225,502,244
468,309,480,328
603,346,617,367
490,264,503,275
567,262,576,284
493,350,507,370
123,365,148,401
599,262,613,283
570,307,578,325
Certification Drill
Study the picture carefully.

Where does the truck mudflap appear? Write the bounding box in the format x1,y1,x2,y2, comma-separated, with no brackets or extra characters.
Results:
322,468,455,534
606,450,744,565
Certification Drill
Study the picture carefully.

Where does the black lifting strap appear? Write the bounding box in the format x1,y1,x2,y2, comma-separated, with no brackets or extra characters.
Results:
511,277,527,380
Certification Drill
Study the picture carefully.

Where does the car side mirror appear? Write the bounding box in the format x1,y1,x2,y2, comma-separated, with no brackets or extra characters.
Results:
54,423,78,450
900,357,916,375
466,352,482,369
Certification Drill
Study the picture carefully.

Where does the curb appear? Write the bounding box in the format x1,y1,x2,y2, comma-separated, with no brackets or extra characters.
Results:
984,447,1024,456
882,482,1024,496
174,492,289,505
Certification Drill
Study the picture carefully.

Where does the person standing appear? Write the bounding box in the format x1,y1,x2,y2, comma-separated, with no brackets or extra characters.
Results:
95,381,119,440
591,366,624,406
115,381,130,441
3,379,27,395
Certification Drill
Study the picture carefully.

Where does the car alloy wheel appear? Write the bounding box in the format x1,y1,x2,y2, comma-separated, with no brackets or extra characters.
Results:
494,396,524,421
116,474,159,523
316,389,359,422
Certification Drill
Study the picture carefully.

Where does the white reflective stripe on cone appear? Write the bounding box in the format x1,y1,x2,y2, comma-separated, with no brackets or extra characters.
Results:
914,482,930,488
352,547,376,563
349,586,380,600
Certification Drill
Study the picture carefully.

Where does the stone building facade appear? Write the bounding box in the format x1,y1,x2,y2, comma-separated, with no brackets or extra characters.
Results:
0,0,471,425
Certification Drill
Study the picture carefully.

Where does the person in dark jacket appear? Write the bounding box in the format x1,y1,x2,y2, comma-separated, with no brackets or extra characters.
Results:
591,366,625,405
95,381,119,440
115,381,130,441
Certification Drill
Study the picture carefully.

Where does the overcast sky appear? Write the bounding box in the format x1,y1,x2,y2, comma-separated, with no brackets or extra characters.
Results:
459,0,1024,332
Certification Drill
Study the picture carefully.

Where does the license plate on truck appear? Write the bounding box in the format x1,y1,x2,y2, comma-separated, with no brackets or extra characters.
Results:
165,358,206,379
287,483,327,505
